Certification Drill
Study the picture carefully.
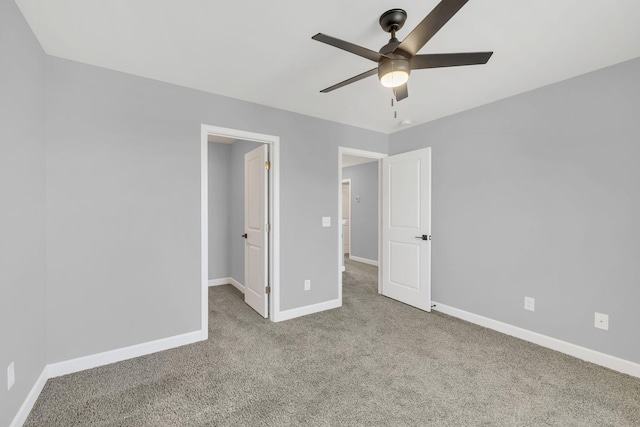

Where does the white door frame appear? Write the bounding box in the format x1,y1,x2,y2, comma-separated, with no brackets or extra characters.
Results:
201,124,280,338
341,178,351,262
338,147,387,301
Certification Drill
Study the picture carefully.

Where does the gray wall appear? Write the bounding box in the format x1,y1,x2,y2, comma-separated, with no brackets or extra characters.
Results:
208,142,231,279
389,58,640,363
342,162,379,261
208,139,261,284
45,56,388,363
0,1,47,425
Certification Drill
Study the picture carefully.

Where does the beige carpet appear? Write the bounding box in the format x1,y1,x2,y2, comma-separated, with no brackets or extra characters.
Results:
25,258,640,426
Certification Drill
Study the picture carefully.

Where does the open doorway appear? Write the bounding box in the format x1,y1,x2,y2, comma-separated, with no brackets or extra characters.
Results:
338,147,432,312
200,125,280,337
207,138,269,318
338,147,387,299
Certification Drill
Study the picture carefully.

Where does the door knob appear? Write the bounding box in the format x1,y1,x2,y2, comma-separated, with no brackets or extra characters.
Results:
242,233,248,239
414,235,431,241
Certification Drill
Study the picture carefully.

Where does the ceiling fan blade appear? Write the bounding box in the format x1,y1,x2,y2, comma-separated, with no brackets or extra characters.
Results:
320,68,378,93
312,33,384,62
411,52,493,69
396,0,469,57
393,83,408,101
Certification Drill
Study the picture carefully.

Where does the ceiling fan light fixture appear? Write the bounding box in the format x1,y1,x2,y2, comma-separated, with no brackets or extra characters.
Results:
380,70,409,88
378,57,410,88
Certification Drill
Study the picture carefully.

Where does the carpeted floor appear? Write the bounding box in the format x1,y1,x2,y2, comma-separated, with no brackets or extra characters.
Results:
25,259,640,426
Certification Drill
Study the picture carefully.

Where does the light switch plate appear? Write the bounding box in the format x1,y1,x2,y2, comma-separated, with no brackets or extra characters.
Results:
322,217,331,227
524,296,535,312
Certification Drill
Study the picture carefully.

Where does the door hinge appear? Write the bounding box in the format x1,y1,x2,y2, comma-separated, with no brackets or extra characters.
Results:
265,161,271,170
266,223,271,232
265,286,271,294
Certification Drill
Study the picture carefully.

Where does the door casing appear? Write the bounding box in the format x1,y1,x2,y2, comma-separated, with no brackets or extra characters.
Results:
201,125,280,336
339,147,432,308
338,147,387,301
342,179,351,257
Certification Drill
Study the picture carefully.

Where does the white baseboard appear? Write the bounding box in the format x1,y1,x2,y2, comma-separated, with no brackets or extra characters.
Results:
209,277,244,293
348,255,379,266
208,277,231,286
10,330,204,426
275,298,341,322
47,330,202,378
9,366,49,427
432,301,640,379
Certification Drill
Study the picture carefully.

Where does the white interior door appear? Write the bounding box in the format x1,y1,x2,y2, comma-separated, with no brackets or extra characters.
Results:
244,145,269,318
381,148,431,312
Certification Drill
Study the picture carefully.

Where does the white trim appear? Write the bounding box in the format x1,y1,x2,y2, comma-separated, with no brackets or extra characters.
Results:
274,298,341,322
201,125,280,325
208,277,231,287
338,147,387,304
341,178,351,258
47,331,202,378
432,301,640,379
340,147,389,158
377,159,383,294
208,277,244,292
9,366,48,427
200,128,209,340
348,255,379,267
10,331,202,426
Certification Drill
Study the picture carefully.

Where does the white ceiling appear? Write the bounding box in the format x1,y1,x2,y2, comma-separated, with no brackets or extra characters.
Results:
342,154,378,168
16,0,640,134
207,135,237,145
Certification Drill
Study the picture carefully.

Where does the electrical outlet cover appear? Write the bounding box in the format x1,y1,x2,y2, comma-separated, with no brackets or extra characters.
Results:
595,312,609,330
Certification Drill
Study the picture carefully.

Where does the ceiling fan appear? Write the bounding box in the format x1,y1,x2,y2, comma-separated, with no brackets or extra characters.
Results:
312,0,493,101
